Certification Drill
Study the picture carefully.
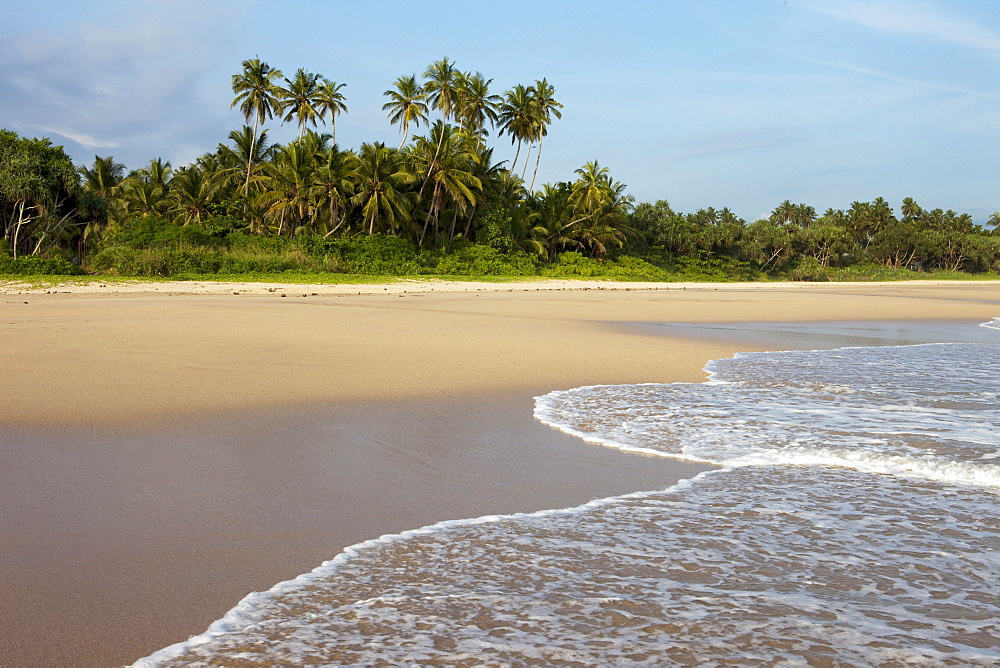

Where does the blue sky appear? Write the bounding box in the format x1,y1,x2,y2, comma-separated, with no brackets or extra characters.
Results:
2,0,998,222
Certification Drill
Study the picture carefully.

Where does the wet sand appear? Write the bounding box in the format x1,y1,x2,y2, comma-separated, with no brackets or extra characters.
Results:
1,280,997,666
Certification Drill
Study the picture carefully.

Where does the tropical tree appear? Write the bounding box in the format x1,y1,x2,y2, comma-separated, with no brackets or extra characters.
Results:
382,75,429,149
743,218,795,271
315,78,348,145
419,58,461,196
455,71,500,136
78,155,126,236
988,211,1000,234
167,165,222,227
408,123,482,246
279,68,323,138
349,143,415,236
255,139,319,236
0,130,82,257
422,58,460,122
230,58,284,194
497,84,536,180
79,155,125,199
219,126,271,196
311,145,354,237
527,78,562,191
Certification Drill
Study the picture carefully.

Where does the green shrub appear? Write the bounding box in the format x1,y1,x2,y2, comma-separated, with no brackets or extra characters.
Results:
669,254,759,282
103,216,219,249
786,257,831,282
539,252,667,279
325,234,427,274
432,244,538,276
541,252,603,276
0,255,85,275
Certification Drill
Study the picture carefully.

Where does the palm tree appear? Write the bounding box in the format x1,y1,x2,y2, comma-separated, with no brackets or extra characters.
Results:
167,166,221,226
279,68,323,138
349,143,414,236
117,157,172,223
315,78,347,145
256,140,319,236
311,145,353,237
79,155,125,199
901,197,922,221
408,123,481,247
527,78,562,191
497,84,536,180
989,211,1000,235
770,199,797,227
219,126,271,196
559,161,635,257
231,58,283,194
382,75,429,149
77,155,126,246
455,71,500,136
419,58,460,196
422,58,460,122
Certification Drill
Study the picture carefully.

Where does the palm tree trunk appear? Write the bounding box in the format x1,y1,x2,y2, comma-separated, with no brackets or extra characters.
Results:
521,142,533,179
463,204,477,239
418,123,446,199
398,122,408,151
530,135,544,192
447,206,460,246
504,141,523,188
244,115,259,196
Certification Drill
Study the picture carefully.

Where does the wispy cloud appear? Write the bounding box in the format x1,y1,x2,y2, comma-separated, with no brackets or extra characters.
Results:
805,58,1000,100
0,0,249,166
804,0,1000,54
674,128,804,160
42,128,121,149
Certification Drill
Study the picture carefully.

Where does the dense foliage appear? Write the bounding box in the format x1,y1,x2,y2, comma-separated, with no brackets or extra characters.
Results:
2,57,998,281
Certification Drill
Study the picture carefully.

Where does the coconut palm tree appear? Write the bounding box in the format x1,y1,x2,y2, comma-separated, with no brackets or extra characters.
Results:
219,126,272,196
231,58,284,194
422,58,460,122
527,78,562,191
497,84,536,180
349,143,415,236
409,124,482,247
311,145,354,238
315,78,347,145
167,165,222,226
561,161,635,257
279,68,323,139
256,140,319,236
79,155,125,199
419,58,460,196
455,71,500,136
383,75,429,149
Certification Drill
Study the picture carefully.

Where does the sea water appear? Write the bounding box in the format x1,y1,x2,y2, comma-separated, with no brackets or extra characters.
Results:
135,320,999,666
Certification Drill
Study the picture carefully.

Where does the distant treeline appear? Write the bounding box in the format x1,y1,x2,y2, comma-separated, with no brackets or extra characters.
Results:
1,57,998,280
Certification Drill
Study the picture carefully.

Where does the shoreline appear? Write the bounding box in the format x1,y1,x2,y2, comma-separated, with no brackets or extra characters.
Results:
2,276,998,297
3,280,998,427
2,282,998,665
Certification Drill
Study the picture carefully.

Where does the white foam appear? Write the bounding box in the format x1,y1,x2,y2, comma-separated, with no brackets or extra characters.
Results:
133,320,1000,666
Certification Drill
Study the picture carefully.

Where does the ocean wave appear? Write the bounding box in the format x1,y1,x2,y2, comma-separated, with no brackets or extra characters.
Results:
133,321,1000,666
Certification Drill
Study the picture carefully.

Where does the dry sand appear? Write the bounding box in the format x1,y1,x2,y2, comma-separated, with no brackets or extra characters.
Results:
1,279,997,666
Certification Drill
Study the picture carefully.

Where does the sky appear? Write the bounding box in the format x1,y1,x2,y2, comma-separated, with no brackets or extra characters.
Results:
1,0,998,223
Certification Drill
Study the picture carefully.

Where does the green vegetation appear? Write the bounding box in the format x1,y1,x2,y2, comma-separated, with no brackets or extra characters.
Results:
2,57,999,282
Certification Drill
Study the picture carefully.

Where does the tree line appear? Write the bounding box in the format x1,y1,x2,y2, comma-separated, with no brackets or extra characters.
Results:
1,56,998,278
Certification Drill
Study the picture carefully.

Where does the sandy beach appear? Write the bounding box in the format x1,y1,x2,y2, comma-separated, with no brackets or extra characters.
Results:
1,279,997,666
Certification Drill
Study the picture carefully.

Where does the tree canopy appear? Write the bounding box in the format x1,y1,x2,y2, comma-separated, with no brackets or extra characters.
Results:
1,56,996,280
